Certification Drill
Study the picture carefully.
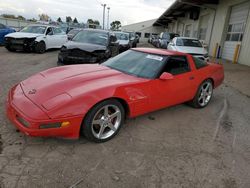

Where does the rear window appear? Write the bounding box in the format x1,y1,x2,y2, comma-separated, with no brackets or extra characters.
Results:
176,38,202,47
193,56,208,69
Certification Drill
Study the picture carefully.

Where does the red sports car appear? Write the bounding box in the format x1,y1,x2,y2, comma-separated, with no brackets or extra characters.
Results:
6,48,224,142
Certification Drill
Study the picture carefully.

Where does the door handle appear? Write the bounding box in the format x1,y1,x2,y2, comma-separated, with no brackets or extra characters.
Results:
189,76,195,80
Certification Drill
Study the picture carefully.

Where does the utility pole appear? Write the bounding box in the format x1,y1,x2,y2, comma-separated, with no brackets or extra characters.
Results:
101,4,106,30
107,7,110,30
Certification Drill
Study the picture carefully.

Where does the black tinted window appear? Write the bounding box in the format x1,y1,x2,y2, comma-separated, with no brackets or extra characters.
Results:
164,56,190,75
193,56,208,69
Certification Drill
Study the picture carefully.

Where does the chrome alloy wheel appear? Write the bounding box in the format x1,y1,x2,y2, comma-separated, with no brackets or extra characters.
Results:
91,105,122,140
198,81,213,107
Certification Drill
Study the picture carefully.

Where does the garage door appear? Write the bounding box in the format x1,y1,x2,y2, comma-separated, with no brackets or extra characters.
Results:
222,2,250,60
199,14,210,41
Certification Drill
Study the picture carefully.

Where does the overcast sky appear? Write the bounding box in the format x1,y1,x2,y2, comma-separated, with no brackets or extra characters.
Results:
0,0,174,26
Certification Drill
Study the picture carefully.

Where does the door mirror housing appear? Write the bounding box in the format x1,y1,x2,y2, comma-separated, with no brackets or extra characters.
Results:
159,72,174,80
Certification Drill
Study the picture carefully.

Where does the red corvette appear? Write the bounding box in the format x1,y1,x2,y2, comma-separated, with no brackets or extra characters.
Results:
6,48,224,142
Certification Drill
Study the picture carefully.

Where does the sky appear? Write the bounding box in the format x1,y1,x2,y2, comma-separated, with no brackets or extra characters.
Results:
0,0,174,26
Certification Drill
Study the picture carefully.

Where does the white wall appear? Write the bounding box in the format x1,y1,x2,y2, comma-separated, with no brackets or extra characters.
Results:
121,19,165,42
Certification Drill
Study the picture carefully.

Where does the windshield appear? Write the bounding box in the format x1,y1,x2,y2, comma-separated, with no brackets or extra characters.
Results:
20,26,46,34
176,38,202,47
68,29,80,35
115,32,129,40
103,50,167,79
72,30,108,46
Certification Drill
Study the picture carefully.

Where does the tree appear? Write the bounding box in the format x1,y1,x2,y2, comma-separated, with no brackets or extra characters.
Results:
93,20,100,25
27,18,37,22
17,15,26,20
66,16,72,23
39,13,50,21
87,19,94,24
57,17,62,23
73,17,78,23
1,14,16,19
110,21,121,31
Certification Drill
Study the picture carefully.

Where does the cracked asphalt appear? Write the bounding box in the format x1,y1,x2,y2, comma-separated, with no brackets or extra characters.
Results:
0,44,250,188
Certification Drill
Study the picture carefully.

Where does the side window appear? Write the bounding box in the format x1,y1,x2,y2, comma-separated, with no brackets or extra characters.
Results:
164,56,190,75
193,56,208,69
46,27,53,35
53,28,63,35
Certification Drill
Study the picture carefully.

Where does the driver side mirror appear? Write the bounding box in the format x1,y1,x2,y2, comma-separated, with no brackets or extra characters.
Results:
159,72,174,80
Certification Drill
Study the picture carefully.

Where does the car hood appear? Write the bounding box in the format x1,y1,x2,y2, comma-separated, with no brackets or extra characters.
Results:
5,32,43,38
174,46,207,55
63,41,107,52
118,40,129,45
20,64,143,113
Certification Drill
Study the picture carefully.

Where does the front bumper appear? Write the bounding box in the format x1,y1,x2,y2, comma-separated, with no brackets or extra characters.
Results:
6,85,83,139
4,37,36,51
119,45,130,53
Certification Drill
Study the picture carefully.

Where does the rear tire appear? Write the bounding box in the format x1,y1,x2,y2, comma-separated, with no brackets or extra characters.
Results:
82,99,125,143
188,79,213,108
35,41,46,54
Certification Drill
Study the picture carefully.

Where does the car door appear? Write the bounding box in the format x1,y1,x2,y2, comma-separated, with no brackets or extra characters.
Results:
149,56,197,110
44,27,57,48
53,27,67,47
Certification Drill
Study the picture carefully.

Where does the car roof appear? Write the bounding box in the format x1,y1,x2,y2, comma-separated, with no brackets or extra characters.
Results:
175,37,199,40
82,28,109,33
27,24,59,28
133,48,188,56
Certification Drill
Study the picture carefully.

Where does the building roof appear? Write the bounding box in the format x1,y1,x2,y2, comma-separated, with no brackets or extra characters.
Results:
153,0,218,27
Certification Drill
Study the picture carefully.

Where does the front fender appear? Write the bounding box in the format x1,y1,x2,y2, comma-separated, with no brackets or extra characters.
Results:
45,83,150,119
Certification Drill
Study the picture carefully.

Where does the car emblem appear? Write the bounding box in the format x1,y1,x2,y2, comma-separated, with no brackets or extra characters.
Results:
28,89,36,94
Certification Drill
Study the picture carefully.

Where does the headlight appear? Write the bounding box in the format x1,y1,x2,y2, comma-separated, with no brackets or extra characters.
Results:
42,93,72,111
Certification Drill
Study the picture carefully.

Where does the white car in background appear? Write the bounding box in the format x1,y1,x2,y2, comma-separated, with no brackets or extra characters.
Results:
167,37,209,61
114,31,131,53
4,24,67,53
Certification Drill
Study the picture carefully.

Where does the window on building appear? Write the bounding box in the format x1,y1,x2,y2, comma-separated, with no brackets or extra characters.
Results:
198,28,207,40
136,32,141,37
144,33,150,38
184,25,191,37
226,23,245,41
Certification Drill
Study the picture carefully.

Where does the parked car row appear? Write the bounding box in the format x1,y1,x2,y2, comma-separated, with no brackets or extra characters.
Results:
149,32,209,61
3,24,139,65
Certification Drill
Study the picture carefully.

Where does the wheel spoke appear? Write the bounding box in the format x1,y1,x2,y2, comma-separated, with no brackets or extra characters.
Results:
92,119,102,125
204,83,210,92
108,122,116,131
109,111,120,119
104,106,109,117
97,125,105,138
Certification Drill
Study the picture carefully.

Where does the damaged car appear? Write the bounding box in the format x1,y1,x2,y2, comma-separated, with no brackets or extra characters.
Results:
57,29,119,65
114,31,130,53
4,24,67,53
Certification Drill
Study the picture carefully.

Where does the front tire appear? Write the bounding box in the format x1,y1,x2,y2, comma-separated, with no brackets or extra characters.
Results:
82,99,125,143
189,79,213,108
35,41,46,54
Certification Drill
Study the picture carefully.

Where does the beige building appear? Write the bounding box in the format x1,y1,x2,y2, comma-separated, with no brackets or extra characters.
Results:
154,0,250,66
121,19,165,43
